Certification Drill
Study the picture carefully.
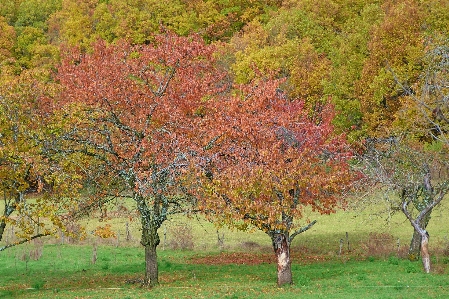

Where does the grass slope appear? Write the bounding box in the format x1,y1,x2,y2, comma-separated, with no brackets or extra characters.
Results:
1,200,449,298
1,245,449,298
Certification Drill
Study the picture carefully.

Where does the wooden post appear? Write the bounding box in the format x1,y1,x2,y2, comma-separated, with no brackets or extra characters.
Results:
163,226,167,251
397,238,400,256
346,232,350,252
91,243,97,264
217,230,225,250
339,239,343,255
125,222,131,241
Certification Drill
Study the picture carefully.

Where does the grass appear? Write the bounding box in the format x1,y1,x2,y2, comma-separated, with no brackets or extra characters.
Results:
1,200,449,298
1,244,449,298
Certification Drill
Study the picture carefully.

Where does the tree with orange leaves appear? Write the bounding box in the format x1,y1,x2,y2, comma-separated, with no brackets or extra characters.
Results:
199,78,358,286
55,32,225,286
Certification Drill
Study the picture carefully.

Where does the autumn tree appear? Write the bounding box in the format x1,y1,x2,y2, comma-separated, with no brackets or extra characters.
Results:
0,72,85,250
356,0,424,137
55,32,224,286
228,12,333,110
392,37,449,146
199,78,357,286
0,16,17,76
359,137,449,273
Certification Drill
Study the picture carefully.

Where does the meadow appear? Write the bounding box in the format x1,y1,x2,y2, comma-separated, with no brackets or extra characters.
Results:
1,203,449,298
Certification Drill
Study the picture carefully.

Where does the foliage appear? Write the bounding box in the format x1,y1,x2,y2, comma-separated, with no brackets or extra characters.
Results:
0,72,85,249
0,16,18,77
45,0,280,48
392,37,449,145
55,31,225,285
200,77,357,241
14,0,61,31
356,0,425,137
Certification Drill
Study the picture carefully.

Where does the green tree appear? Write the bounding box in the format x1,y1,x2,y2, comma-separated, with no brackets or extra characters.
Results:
47,0,96,48
14,0,61,31
324,2,383,140
0,0,20,25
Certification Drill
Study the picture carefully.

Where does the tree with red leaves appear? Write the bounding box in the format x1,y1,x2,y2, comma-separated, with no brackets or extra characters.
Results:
199,78,358,286
56,32,224,286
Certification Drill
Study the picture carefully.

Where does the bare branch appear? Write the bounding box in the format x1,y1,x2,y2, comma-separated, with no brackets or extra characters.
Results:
0,232,51,252
289,220,317,243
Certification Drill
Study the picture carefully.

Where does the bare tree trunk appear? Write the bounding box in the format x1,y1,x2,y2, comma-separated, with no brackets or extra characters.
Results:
141,224,160,287
0,219,6,242
408,208,432,260
409,229,422,260
272,233,293,287
421,232,430,273
1,201,16,242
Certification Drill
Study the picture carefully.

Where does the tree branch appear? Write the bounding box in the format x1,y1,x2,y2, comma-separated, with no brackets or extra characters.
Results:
289,220,317,243
0,232,51,252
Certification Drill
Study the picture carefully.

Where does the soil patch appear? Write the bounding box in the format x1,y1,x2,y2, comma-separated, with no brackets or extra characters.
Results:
189,251,328,265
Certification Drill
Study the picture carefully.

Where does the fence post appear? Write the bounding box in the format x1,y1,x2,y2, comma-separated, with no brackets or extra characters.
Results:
163,226,167,250
397,238,400,256
346,232,350,252
125,222,131,241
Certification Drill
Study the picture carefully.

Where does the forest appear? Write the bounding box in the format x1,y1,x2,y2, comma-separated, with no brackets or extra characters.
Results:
1,0,449,296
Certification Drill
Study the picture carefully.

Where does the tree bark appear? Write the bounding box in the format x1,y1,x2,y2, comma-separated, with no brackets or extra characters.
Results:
272,233,293,287
421,232,431,273
0,219,6,242
141,223,160,287
409,229,422,260
408,208,432,260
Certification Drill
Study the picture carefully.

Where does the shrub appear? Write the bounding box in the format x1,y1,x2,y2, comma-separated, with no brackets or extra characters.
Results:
361,232,398,258
168,223,194,250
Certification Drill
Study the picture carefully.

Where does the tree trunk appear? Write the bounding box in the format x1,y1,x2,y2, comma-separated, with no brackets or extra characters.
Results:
1,201,16,242
141,224,160,287
408,229,422,261
272,233,293,287
421,232,431,273
0,219,6,242
408,208,432,260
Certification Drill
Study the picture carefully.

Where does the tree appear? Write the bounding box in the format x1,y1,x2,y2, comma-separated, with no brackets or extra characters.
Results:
380,35,449,264
14,0,61,31
198,77,357,286
0,16,17,76
47,0,96,49
392,37,449,146
323,1,383,140
359,137,449,273
356,0,424,137
55,32,224,286
0,71,84,250
356,0,449,268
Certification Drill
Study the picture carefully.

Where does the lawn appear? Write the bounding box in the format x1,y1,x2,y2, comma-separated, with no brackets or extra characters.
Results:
1,244,449,299
1,201,449,298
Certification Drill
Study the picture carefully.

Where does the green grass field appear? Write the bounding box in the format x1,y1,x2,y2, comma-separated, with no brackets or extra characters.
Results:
1,202,449,298
1,244,449,298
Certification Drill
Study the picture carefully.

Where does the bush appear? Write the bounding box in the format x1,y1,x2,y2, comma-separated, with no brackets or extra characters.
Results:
168,223,194,250
361,232,400,258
